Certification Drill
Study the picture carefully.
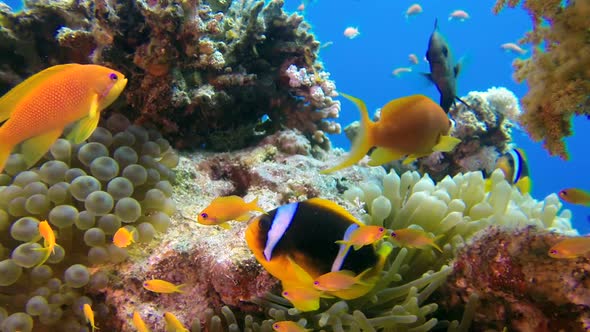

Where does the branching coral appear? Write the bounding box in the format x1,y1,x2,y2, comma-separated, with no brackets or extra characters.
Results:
494,0,590,159
0,0,340,151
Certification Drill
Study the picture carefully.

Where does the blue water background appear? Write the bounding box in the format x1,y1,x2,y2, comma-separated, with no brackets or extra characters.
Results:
4,0,589,234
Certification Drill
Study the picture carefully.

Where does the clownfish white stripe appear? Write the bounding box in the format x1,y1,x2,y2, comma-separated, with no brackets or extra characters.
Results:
331,223,359,272
263,202,299,261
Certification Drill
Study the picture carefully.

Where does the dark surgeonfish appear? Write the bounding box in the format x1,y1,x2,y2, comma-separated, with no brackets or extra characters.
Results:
245,198,391,305
424,19,469,113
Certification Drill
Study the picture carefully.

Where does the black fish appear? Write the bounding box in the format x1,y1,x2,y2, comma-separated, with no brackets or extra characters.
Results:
424,19,469,113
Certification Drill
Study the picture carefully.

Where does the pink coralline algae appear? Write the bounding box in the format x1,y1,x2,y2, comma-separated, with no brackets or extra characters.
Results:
0,0,340,151
435,226,590,332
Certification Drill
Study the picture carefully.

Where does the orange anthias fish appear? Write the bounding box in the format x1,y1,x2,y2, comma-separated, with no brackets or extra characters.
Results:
281,286,323,312
132,311,150,332
558,188,590,206
321,93,460,173
34,220,56,266
312,269,370,292
113,227,135,248
163,312,189,332
390,228,443,252
548,237,590,259
0,64,127,173
272,321,312,332
143,279,185,294
198,195,265,229
83,303,98,332
335,225,390,250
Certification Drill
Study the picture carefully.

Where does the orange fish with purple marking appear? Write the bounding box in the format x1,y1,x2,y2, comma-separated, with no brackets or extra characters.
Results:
0,64,127,173
132,311,150,332
198,195,265,229
113,227,136,248
548,237,590,259
335,225,391,250
143,279,185,294
83,303,98,332
163,312,189,332
558,188,590,206
321,93,460,173
390,228,443,252
34,220,56,266
272,321,312,332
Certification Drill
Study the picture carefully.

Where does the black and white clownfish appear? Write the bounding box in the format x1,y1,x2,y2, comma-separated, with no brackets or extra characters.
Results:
495,148,531,194
245,198,391,305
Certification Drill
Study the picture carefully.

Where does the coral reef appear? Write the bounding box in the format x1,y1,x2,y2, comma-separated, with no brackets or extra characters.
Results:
494,0,590,159
343,87,520,180
86,128,576,330
435,226,590,331
0,0,340,151
0,113,178,331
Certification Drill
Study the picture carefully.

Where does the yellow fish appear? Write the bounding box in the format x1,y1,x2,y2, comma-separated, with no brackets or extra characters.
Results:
558,188,590,206
132,311,150,332
548,237,590,259
34,220,56,266
335,225,391,250
142,279,185,294
272,321,312,332
198,195,265,229
113,227,135,248
281,286,323,312
390,228,443,252
321,93,460,173
163,312,189,332
83,303,99,332
0,64,127,173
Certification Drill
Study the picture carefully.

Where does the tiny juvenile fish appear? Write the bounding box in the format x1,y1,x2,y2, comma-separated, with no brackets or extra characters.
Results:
313,269,369,292
558,188,590,206
0,64,127,173
83,303,98,332
198,195,265,229
113,227,135,248
501,42,527,55
34,220,56,266
548,237,590,259
132,311,150,332
343,26,360,39
391,228,443,252
272,321,312,332
335,225,390,250
164,312,189,332
405,3,423,19
448,9,470,21
143,279,185,294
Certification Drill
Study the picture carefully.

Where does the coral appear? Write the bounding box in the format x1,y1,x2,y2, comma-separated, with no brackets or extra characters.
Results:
436,226,590,331
0,0,340,151
494,0,590,159
0,113,178,331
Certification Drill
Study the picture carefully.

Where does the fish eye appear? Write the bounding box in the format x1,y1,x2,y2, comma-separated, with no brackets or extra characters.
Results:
549,249,557,254
379,227,384,232
313,281,320,285
200,213,208,219
390,231,397,237
109,73,118,81
273,324,279,328
282,291,288,296
442,46,448,57
559,190,567,196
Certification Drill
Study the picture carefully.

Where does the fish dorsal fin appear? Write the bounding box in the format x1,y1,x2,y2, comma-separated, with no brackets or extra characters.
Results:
0,64,81,123
380,95,429,118
306,198,363,226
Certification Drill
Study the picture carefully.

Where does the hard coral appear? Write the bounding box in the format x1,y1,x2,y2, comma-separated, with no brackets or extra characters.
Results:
0,0,340,151
494,0,590,159
436,226,590,332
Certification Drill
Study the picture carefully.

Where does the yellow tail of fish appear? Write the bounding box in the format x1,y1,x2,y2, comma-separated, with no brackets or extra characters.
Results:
321,93,374,174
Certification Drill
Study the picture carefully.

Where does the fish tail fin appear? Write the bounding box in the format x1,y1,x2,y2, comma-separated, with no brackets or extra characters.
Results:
248,197,266,214
321,93,374,174
431,243,443,253
176,284,187,293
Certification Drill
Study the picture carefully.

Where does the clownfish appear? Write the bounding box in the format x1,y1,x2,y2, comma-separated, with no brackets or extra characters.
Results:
245,198,391,307
321,93,460,173
558,188,590,206
198,195,265,229
0,64,127,173
548,236,590,259
494,148,531,194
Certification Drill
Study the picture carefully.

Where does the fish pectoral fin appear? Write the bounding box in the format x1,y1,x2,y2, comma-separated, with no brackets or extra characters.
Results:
432,135,461,152
66,94,100,144
455,96,470,108
402,155,419,165
21,129,63,168
0,64,81,123
218,222,231,230
368,148,404,166
235,213,251,222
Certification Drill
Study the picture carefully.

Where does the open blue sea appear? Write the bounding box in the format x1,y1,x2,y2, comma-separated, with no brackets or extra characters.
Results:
5,0,589,234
